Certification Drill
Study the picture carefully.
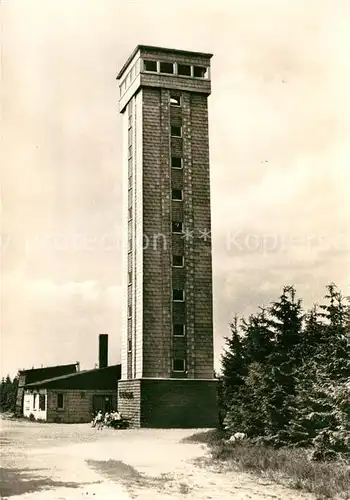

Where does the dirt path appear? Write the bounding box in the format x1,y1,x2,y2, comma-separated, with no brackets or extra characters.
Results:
1,420,315,499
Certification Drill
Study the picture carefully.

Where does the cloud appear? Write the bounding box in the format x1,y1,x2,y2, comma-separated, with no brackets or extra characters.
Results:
1,271,122,376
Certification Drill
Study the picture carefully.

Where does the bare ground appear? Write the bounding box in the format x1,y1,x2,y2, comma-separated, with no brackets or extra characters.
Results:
0,418,316,500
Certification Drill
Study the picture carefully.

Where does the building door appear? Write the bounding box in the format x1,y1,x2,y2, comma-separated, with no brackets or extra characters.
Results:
92,395,112,413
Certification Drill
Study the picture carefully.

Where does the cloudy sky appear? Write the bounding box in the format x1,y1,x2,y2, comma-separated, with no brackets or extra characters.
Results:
2,0,349,377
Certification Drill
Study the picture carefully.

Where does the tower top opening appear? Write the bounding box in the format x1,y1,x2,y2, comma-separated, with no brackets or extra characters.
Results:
117,45,213,80
117,45,213,112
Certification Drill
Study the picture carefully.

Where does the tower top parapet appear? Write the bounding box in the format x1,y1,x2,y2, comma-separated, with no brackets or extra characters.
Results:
117,45,213,112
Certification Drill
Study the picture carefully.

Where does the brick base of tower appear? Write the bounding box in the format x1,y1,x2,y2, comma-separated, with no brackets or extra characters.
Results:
117,379,218,428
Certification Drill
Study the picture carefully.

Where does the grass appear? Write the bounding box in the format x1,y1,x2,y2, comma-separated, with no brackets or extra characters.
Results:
184,430,350,499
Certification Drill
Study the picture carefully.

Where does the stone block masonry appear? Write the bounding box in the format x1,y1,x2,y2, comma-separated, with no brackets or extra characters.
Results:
46,389,116,423
118,379,218,428
117,45,217,428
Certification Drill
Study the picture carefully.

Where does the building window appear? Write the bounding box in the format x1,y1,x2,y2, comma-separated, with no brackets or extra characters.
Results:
128,145,132,159
80,392,85,399
194,66,207,78
171,126,182,137
128,318,132,336
128,305,132,318
128,271,132,284
173,289,185,302
39,394,46,411
173,358,185,372
178,64,191,76
143,59,157,72
128,175,132,189
172,221,183,233
128,103,132,128
173,255,184,268
128,238,132,252
57,393,64,409
128,208,132,220
171,157,182,169
173,324,185,337
160,61,174,74
170,94,181,106
128,339,132,352
172,189,183,201
128,127,133,145
33,393,37,409
128,158,132,176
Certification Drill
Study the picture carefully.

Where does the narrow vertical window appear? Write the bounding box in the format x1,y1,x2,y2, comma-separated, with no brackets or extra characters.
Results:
172,255,184,267
173,289,185,302
173,359,185,372
172,221,183,233
171,126,182,137
171,157,182,169
57,393,64,409
173,324,185,337
170,94,181,106
172,189,183,201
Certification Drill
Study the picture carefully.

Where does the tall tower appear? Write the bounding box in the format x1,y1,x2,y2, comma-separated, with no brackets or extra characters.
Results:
117,45,218,428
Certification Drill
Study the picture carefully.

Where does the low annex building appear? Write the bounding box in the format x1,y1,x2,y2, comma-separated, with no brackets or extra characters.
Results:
23,364,121,423
15,363,79,416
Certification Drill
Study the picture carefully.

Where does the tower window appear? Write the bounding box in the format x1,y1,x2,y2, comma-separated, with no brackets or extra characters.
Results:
128,175,132,189
128,339,132,352
177,64,191,76
172,189,183,201
173,358,185,372
128,271,132,284
172,221,183,233
173,324,185,337
128,238,132,251
171,157,182,169
194,66,207,78
143,60,157,72
128,208,132,220
170,95,181,106
173,289,185,302
160,61,174,74
128,305,132,318
173,255,184,267
128,128,133,145
171,126,182,137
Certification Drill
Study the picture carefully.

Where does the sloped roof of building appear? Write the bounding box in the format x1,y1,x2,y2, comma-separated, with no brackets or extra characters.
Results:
24,364,121,391
19,364,78,385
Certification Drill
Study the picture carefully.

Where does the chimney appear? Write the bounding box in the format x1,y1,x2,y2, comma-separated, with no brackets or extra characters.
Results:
99,334,108,369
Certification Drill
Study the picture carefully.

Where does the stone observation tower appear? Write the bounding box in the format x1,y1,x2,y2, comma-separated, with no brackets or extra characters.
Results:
116,45,218,427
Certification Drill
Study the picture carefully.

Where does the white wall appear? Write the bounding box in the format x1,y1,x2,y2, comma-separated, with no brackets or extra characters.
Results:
23,389,47,420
